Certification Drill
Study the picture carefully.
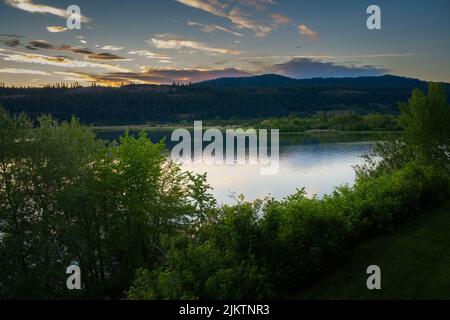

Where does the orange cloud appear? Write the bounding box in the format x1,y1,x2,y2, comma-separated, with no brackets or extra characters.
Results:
298,24,319,40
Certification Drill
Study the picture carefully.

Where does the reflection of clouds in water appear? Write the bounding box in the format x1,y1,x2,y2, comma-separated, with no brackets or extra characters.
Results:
181,142,373,205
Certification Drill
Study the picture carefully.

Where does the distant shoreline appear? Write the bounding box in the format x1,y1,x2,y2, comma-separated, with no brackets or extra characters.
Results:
92,124,401,135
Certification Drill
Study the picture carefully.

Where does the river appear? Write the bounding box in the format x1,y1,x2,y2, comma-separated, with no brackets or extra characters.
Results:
95,130,392,205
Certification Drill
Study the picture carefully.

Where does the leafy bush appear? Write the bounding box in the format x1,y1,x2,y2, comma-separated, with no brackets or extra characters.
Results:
128,162,449,299
129,201,268,299
0,107,215,299
258,113,400,133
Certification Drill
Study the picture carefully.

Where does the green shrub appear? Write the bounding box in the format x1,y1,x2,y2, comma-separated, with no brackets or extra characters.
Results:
128,163,449,299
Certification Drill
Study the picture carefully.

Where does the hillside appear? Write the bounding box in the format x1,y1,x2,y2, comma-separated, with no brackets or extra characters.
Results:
298,202,450,300
0,75,448,125
197,74,428,88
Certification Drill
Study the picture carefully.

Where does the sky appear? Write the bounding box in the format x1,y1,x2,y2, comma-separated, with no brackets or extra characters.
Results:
0,0,449,86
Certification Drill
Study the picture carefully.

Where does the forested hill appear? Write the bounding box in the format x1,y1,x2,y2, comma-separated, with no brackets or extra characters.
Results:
197,74,429,88
1,75,448,125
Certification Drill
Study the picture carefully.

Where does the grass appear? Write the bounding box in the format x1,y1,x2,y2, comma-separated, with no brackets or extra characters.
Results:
297,202,450,300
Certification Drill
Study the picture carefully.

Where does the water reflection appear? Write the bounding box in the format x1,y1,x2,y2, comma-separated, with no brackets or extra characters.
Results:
182,141,373,204
95,130,386,205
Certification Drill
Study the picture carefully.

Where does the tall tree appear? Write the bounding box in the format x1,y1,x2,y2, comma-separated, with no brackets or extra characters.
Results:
400,83,450,168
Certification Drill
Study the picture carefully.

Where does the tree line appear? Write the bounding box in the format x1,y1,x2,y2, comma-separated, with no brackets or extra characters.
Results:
1,75,443,125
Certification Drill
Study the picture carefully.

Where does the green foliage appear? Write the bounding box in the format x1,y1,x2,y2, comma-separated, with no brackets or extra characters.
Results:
356,83,450,178
1,75,441,125
0,107,215,299
0,108,101,298
399,83,450,168
258,113,400,132
129,200,267,300
128,161,449,299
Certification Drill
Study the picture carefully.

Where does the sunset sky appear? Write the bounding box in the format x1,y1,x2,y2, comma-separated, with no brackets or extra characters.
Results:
0,0,449,86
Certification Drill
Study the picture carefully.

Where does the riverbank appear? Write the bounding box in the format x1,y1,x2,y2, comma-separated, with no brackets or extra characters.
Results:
90,114,401,133
92,124,401,135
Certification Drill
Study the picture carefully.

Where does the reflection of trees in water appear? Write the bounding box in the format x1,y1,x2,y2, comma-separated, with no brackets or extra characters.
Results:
95,130,399,151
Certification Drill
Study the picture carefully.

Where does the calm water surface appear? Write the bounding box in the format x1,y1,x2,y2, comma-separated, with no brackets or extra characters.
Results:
96,130,390,205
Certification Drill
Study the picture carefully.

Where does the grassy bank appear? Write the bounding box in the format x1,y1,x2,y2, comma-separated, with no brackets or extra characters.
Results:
298,202,450,300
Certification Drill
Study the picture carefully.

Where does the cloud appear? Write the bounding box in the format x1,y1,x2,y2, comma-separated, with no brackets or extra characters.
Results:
0,67,51,75
46,26,67,33
28,40,55,49
0,34,22,47
150,37,240,55
100,45,124,51
0,38,21,47
87,52,130,61
188,20,243,37
237,0,275,10
228,7,273,36
175,0,274,36
22,41,130,61
270,13,292,26
138,67,251,83
58,45,94,55
175,0,228,17
272,57,389,79
55,67,251,86
341,53,417,59
128,50,172,62
4,0,90,22
0,49,130,72
298,24,318,40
